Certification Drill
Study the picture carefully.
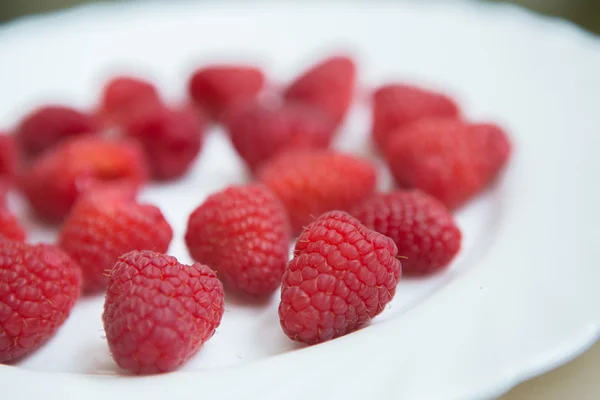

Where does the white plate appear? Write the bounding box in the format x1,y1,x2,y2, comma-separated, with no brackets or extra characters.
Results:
1,1,599,399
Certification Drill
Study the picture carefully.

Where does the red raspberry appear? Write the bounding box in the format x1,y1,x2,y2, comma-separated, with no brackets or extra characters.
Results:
279,211,401,344
468,122,512,181
0,158,25,242
0,180,8,208
185,184,291,297
124,102,206,180
20,136,148,222
100,76,161,126
188,65,265,120
15,105,98,158
0,208,26,242
384,118,511,209
0,241,81,362
257,150,377,233
0,133,19,180
58,198,173,293
75,181,139,210
372,84,459,148
284,55,356,126
352,190,461,276
103,250,224,374
227,101,335,171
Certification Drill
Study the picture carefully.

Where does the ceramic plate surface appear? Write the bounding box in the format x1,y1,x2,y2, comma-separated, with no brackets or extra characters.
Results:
0,1,599,399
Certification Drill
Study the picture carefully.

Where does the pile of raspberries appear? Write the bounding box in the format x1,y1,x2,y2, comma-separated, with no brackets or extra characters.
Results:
0,55,510,373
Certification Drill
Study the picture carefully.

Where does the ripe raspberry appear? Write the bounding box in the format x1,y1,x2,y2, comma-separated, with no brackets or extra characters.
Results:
258,150,377,233
0,208,26,242
100,76,161,126
0,241,81,362
0,180,8,208
188,65,265,120
227,101,335,171
284,55,356,125
384,118,510,209
0,133,19,180
103,250,224,374
468,122,512,181
20,136,148,222
15,105,98,158
185,184,291,297
279,211,401,344
75,181,139,210
58,198,173,293
352,190,461,276
124,102,205,180
372,84,459,148
0,157,25,242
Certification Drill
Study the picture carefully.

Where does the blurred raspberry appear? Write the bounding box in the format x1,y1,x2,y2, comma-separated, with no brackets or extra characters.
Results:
74,181,139,211
15,105,98,157
20,136,148,222
0,209,26,242
188,65,265,120
372,84,459,149
185,184,291,297
0,241,81,362
468,122,512,181
226,101,335,171
0,161,25,241
125,102,205,180
58,199,172,293
279,211,401,344
100,76,161,126
384,118,511,209
0,180,8,208
0,133,19,180
103,250,224,374
284,55,356,125
258,150,377,233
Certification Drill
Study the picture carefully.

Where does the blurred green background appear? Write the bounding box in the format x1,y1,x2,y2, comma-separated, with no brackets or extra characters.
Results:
0,0,599,33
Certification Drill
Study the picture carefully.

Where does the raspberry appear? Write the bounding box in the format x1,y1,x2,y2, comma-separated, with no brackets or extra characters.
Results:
188,65,265,120
0,180,8,208
100,76,161,126
257,150,377,233
185,184,291,297
384,118,510,209
58,199,173,293
372,84,459,148
0,208,26,242
20,136,148,222
468,122,512,181
15,105,98,158
75,181,139,210
0,241,81,362
352,190,461,276
124,102,205,180
284,55,356,125
0,133,19,180
279,211,401,344
0,153,25,242
103,250,224,374
227,101,335,171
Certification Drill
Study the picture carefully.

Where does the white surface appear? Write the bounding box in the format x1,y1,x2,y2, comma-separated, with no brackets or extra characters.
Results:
503,340,600,399
0,1,599,399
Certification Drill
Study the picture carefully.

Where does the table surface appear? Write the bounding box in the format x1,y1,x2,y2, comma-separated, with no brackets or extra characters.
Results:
502,340,599,399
